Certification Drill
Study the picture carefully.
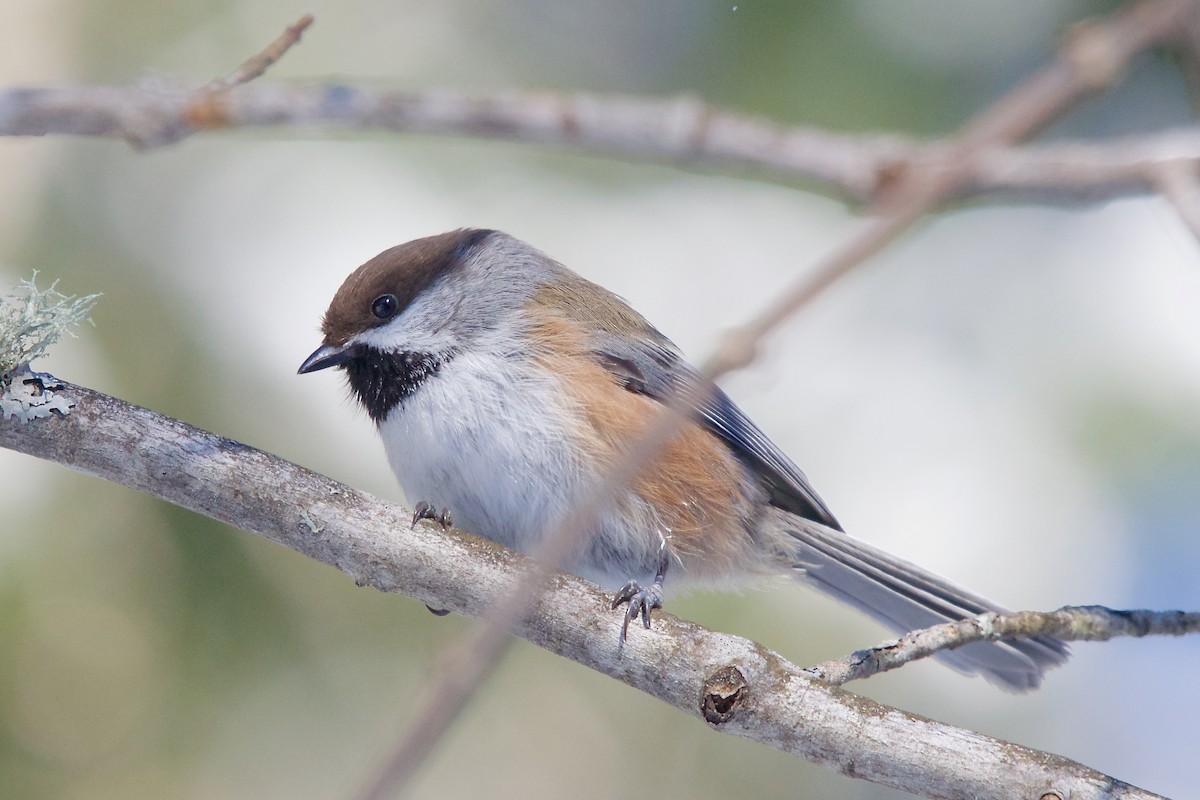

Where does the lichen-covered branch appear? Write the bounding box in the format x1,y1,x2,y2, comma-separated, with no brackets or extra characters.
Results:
0,373,1175,800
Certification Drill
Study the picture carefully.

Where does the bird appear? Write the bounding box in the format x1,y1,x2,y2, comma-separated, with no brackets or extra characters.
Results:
298,228,1068,691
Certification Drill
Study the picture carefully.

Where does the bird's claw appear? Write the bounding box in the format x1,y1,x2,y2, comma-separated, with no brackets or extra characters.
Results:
413,502,453,615
610,539,671,643
412,500,453,530
611,580,664,643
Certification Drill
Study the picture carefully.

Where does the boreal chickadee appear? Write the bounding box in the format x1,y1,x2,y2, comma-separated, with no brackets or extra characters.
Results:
299,229,1068,690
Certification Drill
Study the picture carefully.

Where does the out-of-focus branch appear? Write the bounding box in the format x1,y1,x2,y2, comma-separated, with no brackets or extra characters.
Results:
1153,158,1200,239
5,84,1200,204
811,607,1200,687
203,13,313,91
712,0,1196,372
1,1,1198,208
0,373,1178,800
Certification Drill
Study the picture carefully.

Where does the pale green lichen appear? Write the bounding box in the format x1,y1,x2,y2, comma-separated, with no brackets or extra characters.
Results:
0,366,76,422
0,272,99,379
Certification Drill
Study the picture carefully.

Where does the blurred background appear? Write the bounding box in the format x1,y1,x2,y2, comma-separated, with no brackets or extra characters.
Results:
2,1,1198,798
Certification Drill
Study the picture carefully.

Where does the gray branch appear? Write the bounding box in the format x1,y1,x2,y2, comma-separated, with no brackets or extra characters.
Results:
2,81,1199,205
0,371,1176,800
812,607,1200,686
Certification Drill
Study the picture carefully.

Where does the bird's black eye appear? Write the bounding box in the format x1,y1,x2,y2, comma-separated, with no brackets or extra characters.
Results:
371,293,399,320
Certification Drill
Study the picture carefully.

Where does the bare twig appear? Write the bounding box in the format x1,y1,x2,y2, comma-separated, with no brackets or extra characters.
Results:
1153,158,1200,240
0,375,1181,800
0,14,316,148
7,89,1200,202
810,607,1200,687
203,14,314,92
5,85,1200,203
719,0,1195,365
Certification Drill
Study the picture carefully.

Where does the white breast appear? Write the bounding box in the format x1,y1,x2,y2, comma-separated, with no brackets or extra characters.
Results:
378,345,679,591
377,350,588,556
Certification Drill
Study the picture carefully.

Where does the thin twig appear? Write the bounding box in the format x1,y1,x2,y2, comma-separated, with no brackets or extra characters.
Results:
0,376,1179,800
1153,158,1200,240
203,14,314,92
809,607,1200,686
721,0,1195,361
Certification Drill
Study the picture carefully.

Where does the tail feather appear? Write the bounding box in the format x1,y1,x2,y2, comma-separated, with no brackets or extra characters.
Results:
780,516,1069,692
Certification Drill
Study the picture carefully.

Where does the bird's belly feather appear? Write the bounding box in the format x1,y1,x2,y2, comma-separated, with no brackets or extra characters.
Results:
377,353,662,587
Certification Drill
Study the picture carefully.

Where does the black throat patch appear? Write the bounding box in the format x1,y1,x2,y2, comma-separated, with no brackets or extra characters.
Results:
342,347,449,423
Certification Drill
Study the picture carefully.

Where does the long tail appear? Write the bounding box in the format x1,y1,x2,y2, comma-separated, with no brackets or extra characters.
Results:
782,517,1069,691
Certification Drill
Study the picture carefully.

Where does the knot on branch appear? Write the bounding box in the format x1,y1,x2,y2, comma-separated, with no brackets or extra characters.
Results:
701,665,749,724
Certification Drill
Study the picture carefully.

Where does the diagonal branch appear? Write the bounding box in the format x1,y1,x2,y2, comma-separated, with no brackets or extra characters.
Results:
0,372,1181,800
1153,157,1200,239
203,13,314,92
712,0,1196,372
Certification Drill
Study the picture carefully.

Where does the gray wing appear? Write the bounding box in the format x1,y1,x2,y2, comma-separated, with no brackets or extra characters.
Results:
592,331,843,531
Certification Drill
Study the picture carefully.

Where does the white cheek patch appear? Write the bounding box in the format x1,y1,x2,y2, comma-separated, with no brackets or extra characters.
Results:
356,311,458,356
354,271,518,356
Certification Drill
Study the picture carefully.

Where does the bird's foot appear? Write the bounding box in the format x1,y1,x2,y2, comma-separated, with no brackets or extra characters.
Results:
413,501,453,616
610,540,670,643
411,500,453,530
611,579,664,643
